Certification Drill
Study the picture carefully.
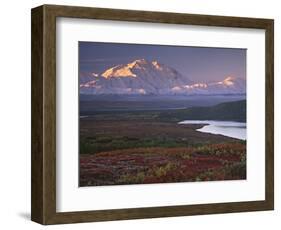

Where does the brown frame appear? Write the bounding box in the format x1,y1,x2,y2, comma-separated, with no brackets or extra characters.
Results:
31,4,274,225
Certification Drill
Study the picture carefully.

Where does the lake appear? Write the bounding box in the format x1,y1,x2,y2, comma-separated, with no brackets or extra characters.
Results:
178,120,246,140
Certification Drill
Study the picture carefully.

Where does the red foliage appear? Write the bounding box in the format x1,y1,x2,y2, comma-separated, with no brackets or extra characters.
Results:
79,143,246,186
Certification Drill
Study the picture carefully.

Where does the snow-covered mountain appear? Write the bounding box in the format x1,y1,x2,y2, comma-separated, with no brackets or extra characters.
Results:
170,76,246,95
80,59,246,95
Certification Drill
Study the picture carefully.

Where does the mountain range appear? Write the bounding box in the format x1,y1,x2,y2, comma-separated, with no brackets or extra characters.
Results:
80,59,246,95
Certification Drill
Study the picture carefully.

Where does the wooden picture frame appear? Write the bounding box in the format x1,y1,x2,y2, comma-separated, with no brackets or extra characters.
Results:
31,4,274,225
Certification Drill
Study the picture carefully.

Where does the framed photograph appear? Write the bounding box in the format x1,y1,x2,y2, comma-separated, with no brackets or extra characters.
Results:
31,4,274,225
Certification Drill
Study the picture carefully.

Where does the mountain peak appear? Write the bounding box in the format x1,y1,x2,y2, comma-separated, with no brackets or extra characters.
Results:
101,59,167,79
152,60,163,70
134,58,148,64
126,59,149,69
101,63,137,79
221,76,235,86
224,76,235,81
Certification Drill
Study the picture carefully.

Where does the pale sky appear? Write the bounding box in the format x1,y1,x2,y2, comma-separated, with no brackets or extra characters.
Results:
79,41,246,82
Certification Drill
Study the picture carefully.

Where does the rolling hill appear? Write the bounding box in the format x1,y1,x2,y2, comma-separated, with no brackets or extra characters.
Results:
158,100,246,122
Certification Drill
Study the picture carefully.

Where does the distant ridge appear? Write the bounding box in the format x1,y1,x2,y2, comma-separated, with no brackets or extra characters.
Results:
159,100,246,122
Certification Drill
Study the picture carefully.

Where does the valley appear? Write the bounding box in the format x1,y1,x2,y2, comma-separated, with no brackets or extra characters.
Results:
79,99,246,186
